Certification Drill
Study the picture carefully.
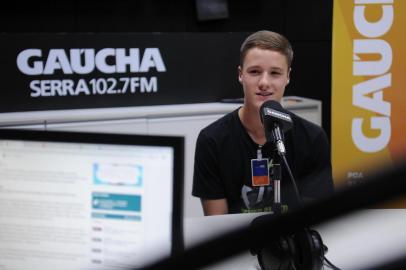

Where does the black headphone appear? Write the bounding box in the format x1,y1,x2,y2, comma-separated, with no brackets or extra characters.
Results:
254,228,325,270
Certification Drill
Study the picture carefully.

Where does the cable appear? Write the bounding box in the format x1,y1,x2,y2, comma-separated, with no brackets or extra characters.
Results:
280,153,302,205
324,256,342,270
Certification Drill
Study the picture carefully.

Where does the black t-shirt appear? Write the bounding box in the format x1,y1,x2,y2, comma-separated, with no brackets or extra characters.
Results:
192,108,334,214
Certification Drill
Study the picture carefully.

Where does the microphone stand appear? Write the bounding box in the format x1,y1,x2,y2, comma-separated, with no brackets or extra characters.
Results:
272,155,282,215
270,123,302,216
257,124,334,270
272,123,303,207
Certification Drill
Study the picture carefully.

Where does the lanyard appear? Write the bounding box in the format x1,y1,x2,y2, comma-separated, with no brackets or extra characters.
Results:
257,144,263,159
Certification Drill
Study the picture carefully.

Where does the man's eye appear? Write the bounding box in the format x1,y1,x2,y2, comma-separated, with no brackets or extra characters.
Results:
249,70,260,75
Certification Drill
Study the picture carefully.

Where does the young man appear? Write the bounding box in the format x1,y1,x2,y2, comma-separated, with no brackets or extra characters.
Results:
192,30,334,215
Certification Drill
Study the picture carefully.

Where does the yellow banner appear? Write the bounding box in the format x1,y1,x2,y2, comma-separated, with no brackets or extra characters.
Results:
332,0,406,205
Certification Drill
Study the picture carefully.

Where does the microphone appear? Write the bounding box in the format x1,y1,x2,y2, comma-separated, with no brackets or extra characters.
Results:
259,100,293,156
259,100,301,205
254,101,332,270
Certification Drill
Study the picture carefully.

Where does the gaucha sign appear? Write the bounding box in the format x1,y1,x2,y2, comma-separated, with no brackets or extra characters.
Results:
17,48,166,97
0,33,245,113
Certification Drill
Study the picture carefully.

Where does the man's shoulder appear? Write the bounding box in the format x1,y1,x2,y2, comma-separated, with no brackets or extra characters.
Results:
200,108,240,139
289,111,325,139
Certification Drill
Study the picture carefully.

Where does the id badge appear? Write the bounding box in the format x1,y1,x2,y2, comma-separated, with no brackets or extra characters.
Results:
251,158,270,186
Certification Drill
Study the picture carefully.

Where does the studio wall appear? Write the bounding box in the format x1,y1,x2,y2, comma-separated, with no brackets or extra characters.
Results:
0,0,333,137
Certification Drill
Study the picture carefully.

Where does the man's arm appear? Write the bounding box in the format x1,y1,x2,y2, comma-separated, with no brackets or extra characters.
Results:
193,130,229,215
201,198,228,215
299,128,334,200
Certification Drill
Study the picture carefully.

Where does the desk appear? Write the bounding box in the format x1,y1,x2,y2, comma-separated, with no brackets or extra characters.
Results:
184,209,406,269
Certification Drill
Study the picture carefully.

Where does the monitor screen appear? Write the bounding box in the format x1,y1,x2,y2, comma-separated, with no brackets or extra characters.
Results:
0,129,184,270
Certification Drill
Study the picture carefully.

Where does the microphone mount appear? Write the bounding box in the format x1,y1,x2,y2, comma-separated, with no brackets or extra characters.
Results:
272,123,286,156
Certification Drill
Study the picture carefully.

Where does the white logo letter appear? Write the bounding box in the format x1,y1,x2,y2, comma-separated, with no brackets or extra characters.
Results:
95,48,116,74
140,48,166,72
353,39,392,76
44,49,73,75
70,49,95,74
354,4,393,38
116,48,140,73
353,73,391,116
17,49,43,75
352,117,391,152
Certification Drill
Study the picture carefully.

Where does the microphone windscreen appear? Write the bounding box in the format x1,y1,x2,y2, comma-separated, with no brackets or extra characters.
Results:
260,100,293,133
260,100,284,116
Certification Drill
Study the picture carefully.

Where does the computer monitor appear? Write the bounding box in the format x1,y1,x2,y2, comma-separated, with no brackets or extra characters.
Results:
0,129,184,270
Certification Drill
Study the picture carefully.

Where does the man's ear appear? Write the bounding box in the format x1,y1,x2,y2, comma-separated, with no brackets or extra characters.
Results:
238,65,243,84
287,67,291,84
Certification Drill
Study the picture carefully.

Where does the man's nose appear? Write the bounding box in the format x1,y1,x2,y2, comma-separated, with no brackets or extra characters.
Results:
258,73,270,89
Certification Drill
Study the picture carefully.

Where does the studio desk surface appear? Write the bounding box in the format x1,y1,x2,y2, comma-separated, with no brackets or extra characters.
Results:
184,209,406,270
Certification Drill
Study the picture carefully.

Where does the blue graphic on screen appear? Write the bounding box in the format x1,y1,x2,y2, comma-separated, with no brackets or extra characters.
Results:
92,192,142,221
93,162,143,187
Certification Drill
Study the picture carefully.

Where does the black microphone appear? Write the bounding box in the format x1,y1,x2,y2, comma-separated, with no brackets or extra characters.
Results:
259,100,293,156
259,100,300,204
255,101,332,270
